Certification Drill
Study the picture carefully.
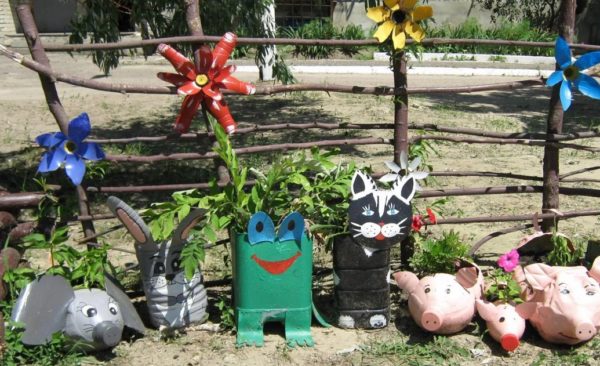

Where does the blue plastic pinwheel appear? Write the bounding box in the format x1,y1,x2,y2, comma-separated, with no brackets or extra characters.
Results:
36,113,105,185
546,36,600,111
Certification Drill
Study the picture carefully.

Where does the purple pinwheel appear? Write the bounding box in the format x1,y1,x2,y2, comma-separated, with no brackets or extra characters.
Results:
36,113,105,185
546,37,600,111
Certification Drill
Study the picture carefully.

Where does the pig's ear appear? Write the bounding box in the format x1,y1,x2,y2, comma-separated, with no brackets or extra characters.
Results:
515,302,537,320
522,263,557,291
393,271,419,293
456,267,479,289
475,300,497,322
589,256,600,284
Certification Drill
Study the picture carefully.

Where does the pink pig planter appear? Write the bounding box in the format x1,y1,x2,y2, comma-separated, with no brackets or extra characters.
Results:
476,300,535,352
394,266,483,335
513,257,600,346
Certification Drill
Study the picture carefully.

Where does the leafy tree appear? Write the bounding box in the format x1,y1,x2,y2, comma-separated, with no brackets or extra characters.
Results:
474,0,589,32
70,0,276,75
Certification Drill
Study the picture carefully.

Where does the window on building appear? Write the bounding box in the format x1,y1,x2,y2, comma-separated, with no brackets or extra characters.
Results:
275,0,332,27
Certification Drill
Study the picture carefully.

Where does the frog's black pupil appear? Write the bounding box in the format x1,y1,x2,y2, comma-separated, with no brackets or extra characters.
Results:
257,222,264,232
288,221,295,230
392,10,407,24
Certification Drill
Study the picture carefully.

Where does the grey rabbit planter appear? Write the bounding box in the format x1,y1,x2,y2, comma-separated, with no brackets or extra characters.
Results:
107,196,208,329
11,274,145,351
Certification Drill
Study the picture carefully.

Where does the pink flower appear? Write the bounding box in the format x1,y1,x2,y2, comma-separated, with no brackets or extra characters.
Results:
498,249,520,272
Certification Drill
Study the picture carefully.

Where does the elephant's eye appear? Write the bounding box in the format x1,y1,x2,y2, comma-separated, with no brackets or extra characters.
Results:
108,302,119,315
82,305,97,318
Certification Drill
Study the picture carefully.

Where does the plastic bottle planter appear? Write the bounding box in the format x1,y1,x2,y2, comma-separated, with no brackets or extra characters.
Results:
334,171,415,329
11,275,145,351
233,212,314,347
394,265,483,335
476,300,531,352
107,196,208,329
512,257,600,345
1,248,20,350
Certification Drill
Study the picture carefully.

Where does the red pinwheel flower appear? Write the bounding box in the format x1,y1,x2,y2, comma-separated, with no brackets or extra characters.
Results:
157,32,256,134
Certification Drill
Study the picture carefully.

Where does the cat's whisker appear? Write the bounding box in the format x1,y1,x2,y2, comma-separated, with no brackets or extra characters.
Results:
352,233,363,238
397,218,407,225
350,222,362,227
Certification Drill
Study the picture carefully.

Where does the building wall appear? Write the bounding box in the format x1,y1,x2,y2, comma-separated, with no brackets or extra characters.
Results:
332,0,493,32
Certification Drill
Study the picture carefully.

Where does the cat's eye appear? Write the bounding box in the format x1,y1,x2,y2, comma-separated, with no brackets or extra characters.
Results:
108,303,119,315
153,262,165,275
171,258,181,271
362,205,374,216
82,305,97,318
387,208,399,215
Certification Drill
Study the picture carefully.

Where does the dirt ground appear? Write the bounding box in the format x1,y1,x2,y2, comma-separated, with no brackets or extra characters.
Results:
2,53,600,365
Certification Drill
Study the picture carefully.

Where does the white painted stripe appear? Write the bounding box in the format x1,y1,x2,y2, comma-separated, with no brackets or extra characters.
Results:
235,65,552,77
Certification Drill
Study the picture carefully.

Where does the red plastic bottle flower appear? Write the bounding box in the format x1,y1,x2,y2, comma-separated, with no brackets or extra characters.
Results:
426,208,436,224
497,249,520,272
157,32,256,134
411,214,424,232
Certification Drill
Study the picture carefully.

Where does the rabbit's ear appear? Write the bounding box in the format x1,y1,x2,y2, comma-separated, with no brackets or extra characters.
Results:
11,275,74,345
107,196,153,246
172,208,206,245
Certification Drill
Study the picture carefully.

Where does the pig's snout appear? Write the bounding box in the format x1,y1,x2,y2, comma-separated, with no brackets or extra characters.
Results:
421,310,443,332
500,334,520,352
93,321,121,347
575,322,596,341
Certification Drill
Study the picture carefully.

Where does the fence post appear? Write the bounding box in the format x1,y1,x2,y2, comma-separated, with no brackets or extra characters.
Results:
15,0,97,248
393,51,412,267
541,0,576,231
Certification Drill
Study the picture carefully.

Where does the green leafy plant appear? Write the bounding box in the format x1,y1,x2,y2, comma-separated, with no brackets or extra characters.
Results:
546,231,585,266
410,230,471,275
484,268,523,304
21,227,113,288
145,120,356,279
216,295,235,330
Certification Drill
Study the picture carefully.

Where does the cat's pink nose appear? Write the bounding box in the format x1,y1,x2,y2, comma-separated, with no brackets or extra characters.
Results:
379,222,384,226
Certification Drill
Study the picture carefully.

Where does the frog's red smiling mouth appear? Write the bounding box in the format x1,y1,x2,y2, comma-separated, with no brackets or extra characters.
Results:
251,251,301,275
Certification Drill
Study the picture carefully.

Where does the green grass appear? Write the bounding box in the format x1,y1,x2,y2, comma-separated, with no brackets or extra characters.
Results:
363,335,472,366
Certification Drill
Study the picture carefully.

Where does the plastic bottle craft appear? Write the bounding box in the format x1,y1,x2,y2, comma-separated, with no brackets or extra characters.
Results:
232,211,324,347
11,274,145,351
107,196,208,329
476,300,532,352
334,171,415,329
394,263,483,334
512,257,600,345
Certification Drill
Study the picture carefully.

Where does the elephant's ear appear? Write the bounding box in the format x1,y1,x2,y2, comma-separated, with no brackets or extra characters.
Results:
104,275,145,335
11,275,74,345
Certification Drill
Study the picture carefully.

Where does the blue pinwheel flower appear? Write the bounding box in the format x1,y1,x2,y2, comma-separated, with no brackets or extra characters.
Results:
36,113,105,185
546,36,600,111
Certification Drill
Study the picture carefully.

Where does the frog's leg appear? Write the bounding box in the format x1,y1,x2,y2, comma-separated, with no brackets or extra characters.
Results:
284,308,314,347
236,310,265,347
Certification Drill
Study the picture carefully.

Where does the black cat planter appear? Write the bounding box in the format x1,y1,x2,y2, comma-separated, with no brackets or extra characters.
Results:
334,171,415,329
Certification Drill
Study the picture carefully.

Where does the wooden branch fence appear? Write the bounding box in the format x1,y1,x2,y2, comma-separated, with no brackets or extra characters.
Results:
4,0,599,256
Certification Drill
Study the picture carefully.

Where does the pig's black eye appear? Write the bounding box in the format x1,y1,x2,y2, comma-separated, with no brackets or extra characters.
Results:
499,317,505,323
445,288,451,294
424,288,430,294
560,288,570,295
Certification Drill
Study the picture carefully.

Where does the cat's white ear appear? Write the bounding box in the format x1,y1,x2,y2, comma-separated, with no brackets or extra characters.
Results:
351,171,376,200
393,176,416,203
172,209,206,246
107,196,154,246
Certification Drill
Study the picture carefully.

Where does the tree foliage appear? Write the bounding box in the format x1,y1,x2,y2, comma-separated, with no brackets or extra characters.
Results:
70,0,274,75
474,0,589,32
